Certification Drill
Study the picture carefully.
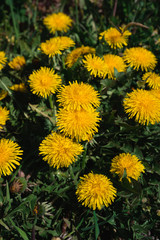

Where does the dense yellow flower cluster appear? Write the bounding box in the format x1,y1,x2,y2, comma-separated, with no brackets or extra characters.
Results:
76,172,117,210
0,139,23,178
99,27,131,49
28,67,62,98
43,12,73,34
110,153,145,182
1,11,157,214
0,51,7,70
65,45,96,68
56,81,101,141
39,36,75,57
39,132,83,169
123,89,160,125
8,56,26,70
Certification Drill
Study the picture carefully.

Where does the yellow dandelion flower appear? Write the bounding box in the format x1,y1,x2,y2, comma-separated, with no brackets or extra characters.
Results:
0,138,23,177
142,72,160,89
76,172,117,210
99,27,131,49
0,51,7,70
56,108,101,142
8,56,26,70
65,46,96,68
103,54,126,79
57,81,100,111
39,36,75,58
82,54,106,78
0,106,9,130
150,89,160,100
39,132,83,169
28,67,62,98
123,47,157,71
10,83,27,93
123,89,160,125
0,90,8,100
110,153,145,182
43,12,73,34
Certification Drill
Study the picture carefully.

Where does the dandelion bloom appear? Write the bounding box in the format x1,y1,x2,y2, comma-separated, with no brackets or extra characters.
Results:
39,36,75,58
43,12,73,34
57,81,100,111
99,27,131,49
0,139,23,178
123,89,160,125
103,54,126,79
10,83,27,93
39,132,83,169
56,108,101,141
65,46,95,68
110,153,145,182
28,67,62,98
0,51,7,70
0,90,8,100
123,47,157,71
142,72,160,89
82,54,106,78
0,106,9,129
150,89,160,100
76,172,117,210
8,56,26,70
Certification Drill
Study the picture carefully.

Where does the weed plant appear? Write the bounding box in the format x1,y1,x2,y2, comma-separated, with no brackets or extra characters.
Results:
0,0,160,239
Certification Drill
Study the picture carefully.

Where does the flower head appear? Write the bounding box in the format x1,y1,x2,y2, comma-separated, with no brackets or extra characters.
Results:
39,37,75,58
150,89,160,100
110,153,145,182
43,12,73,34
8,56,26,70
76,172,117,210
0,51,7,70
65,46,96,68
57,81,100,111
99,27,131,49
39,132,83,169
10,83,27,93
0,106,9,129
123,89,160,125
142,72,160,89
0,138,23,178
28,67,62,98
0,90,8,100
123,47,157,71
82,54,106,78
56,108,101,141
103,54,126,79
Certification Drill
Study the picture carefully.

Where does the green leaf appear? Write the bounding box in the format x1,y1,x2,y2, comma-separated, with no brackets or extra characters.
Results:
8,218,29,240
0,77,12,90
93,211,100,240
0,219,10,230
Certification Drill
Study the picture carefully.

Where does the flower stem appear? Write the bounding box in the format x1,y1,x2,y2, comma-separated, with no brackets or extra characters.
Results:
69,165,77,186
48,95,57,124
82,142,88,170
93,210,100,240
48,95,54,110
75,0,79,31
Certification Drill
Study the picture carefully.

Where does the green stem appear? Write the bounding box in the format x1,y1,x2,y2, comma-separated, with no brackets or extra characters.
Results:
48,95,57,124
7,0,19,40
82,142,88,170
69,165,77,186
48,95,54,110
75,0,79,31
93,210,100,240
